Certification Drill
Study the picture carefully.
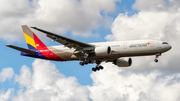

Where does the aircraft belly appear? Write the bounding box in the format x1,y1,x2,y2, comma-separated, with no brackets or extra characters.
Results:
88,51,158,61
55,52,77,60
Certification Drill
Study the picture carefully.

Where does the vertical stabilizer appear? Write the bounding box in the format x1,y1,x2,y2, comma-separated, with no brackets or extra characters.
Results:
22,25,47,50
21,25,65,61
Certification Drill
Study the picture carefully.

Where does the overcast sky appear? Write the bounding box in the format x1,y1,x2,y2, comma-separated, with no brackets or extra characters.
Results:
1,0,180,101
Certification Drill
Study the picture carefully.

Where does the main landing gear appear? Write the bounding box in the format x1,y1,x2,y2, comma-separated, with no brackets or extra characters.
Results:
154,53,161,63
79,60,104,72
92,65,103,72
79,60,91,66
92,61,104,72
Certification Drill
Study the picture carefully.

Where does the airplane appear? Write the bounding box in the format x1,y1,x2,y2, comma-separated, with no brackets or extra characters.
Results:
6,25,172,72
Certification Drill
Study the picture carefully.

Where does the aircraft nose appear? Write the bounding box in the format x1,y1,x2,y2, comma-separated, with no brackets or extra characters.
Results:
167,44,172,50
169,44,172,50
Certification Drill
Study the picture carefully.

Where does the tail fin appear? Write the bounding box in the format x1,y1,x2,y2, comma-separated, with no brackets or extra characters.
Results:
22,25,47,51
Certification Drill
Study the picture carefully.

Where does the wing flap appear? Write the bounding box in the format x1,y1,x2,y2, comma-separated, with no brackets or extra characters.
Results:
6,45,37,53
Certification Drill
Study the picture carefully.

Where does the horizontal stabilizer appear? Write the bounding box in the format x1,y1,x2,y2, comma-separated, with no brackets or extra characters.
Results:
6,45,37,53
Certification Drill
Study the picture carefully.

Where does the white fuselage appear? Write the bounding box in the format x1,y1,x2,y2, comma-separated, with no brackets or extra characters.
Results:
50,39,172,61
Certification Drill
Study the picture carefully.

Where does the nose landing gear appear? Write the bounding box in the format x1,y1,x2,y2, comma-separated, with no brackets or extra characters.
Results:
154,59,158,62
154,53,161,63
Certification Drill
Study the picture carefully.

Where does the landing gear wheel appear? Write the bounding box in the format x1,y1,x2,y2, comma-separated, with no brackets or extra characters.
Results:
96,67,100,71
79,62,84,66
88,60,91,63
92,68,96,72
84,61,88,65
154,53,161,63
99,66,104,70
154,59,158,63
92,60,103,72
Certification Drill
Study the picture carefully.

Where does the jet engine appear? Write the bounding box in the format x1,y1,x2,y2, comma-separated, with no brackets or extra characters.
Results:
114,58,132,67
94,46,111,56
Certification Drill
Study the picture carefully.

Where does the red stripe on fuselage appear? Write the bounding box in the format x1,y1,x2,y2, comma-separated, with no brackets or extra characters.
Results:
33,33,66,61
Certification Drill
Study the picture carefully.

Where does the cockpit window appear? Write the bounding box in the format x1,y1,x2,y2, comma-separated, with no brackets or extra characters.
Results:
162,42,168,44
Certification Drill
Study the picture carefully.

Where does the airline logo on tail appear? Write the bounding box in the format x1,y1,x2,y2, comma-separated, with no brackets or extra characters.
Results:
21,25,65,61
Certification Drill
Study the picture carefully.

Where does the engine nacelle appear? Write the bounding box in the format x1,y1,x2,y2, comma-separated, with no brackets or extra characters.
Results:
114,58,132,67
94,46,111,56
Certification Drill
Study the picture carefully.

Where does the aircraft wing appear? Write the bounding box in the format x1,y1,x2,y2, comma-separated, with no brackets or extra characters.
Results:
31,27,95,50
